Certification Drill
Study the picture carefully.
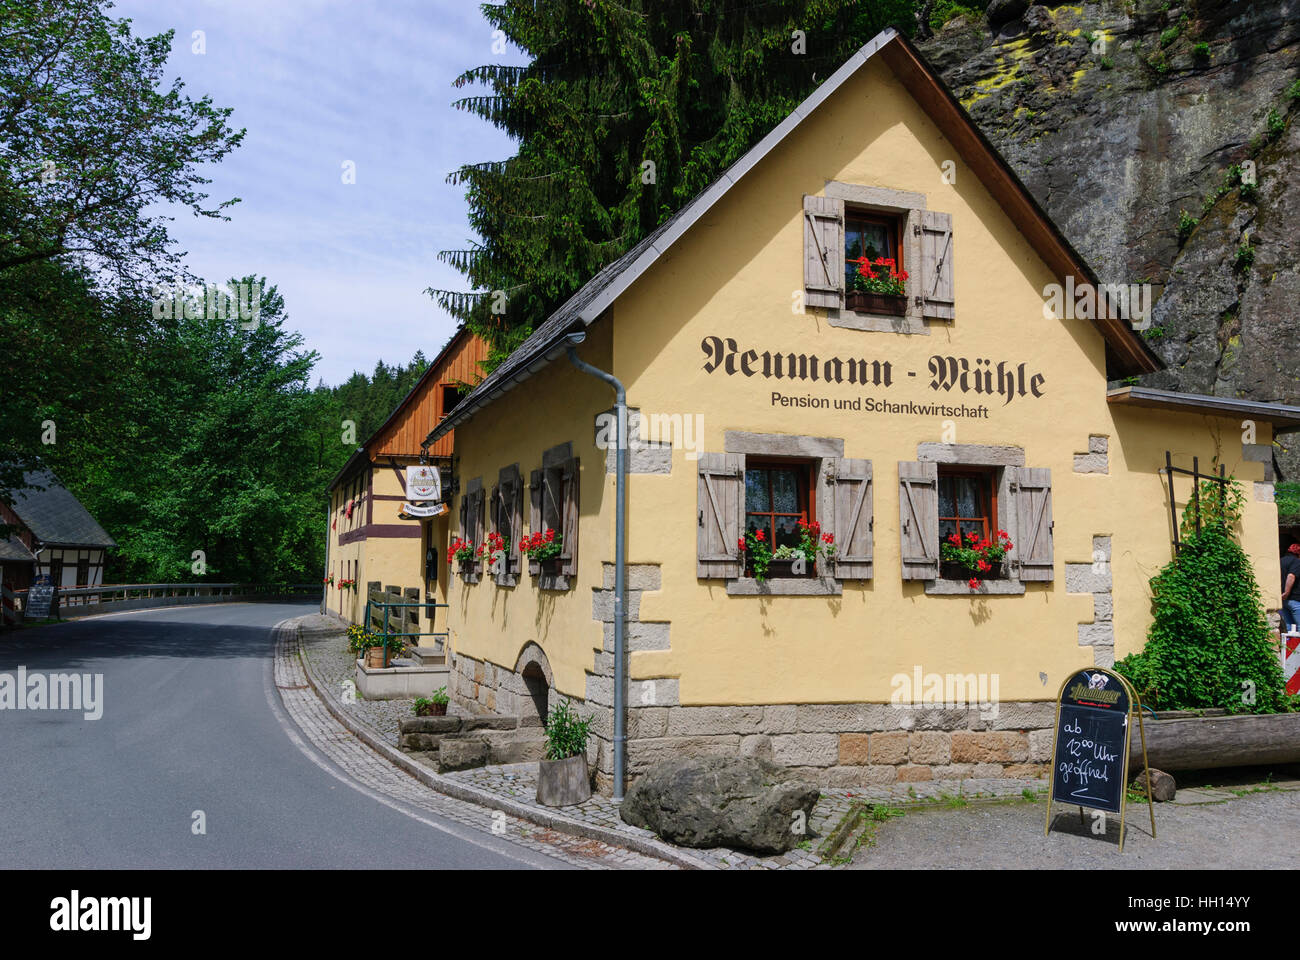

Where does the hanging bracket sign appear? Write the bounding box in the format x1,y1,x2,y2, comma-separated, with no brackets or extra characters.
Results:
406,465,441,502
1044,666,1155,852
400,501,448,519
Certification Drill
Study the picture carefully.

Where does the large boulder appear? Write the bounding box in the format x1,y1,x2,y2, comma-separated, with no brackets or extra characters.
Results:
620,756,820,854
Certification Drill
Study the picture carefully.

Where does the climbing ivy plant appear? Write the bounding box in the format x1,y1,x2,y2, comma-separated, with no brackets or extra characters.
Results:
1116,518,1287,715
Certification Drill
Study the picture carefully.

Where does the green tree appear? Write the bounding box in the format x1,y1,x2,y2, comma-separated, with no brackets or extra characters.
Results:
433,0,915,368
0,0,244,278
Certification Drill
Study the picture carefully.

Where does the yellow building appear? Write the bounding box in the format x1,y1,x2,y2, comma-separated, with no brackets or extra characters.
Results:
324,328,487,625
427,30,1300,794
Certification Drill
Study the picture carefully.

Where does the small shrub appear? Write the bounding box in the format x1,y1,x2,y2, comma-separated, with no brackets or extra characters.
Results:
1160,26,1180,48
1192,41,1210,60
543,698,592,760
1276,481,1300,523
1100,56,1115,70
1234,237,1255,272
1266,107,1286,142
1289,79,1300,102
1176,209,1198,245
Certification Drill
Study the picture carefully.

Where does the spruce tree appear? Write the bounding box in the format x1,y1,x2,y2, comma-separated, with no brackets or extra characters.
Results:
433,0,916,368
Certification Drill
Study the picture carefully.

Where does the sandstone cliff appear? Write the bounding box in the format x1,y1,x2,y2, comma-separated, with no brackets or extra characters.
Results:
921,0,1300,474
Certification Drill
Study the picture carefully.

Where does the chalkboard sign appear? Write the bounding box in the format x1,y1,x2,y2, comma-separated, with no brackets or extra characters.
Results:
25,583,55,620
1046,666,1155,852
1049,667,1134,814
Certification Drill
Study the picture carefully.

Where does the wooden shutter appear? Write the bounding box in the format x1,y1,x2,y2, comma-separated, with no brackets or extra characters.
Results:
557,458,579,578
829,458,873,580
803,195,844,310
528,468,543,576
898,460,939,580
697,452,744,579
918,210,954,320
506,466,523,576
1013,467,1054,581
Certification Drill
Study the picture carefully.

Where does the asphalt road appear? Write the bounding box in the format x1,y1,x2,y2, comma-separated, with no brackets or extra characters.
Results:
0,602,564,869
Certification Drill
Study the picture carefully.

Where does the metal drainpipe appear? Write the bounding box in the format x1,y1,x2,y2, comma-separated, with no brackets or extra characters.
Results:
563,330,628,801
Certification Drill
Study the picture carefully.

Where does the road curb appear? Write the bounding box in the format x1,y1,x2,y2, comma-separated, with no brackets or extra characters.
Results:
280,617,712,870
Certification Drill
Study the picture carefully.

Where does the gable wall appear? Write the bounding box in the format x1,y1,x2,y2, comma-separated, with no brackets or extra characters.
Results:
606,56,1278,706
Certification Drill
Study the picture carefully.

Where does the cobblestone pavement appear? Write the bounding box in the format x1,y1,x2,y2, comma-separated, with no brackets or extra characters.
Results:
275,620,674,869
850,767,1300,869
291,613,1048,869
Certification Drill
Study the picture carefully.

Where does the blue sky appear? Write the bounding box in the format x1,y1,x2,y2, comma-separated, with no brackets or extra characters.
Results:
110,0,525,386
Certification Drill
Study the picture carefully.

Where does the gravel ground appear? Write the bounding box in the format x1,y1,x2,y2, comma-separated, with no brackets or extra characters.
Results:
850,778,1300,869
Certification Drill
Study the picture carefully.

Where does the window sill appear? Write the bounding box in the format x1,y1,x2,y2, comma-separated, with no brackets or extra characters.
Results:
726,577,842,597
925,579,1025,596
828,308,928,335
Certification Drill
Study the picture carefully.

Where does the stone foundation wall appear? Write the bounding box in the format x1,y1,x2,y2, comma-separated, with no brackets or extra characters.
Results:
451,642,1054,790
615,701,1054,788
450,556,1058,792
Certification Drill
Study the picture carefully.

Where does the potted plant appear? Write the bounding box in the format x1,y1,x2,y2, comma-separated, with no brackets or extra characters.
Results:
537,698,593,807
348,624,394,668
450,536,477,576
520,528,563,576
846,255,909,315
940,529,1013,589
414,686,449,717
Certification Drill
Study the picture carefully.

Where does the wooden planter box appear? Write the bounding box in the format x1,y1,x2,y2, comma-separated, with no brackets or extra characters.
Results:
940,561,1008,582
747,558,814,580
1126,711,1300,771
846,291,907,316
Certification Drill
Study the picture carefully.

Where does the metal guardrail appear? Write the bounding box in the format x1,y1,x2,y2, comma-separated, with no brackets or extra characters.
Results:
3,582,320,624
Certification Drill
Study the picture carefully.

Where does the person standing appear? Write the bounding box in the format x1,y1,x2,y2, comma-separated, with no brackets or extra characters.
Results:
1282,543,1300,633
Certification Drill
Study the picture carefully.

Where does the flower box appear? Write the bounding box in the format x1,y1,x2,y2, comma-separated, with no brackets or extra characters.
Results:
748,558,815,580
846,291,907,316
941,560,1008,583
